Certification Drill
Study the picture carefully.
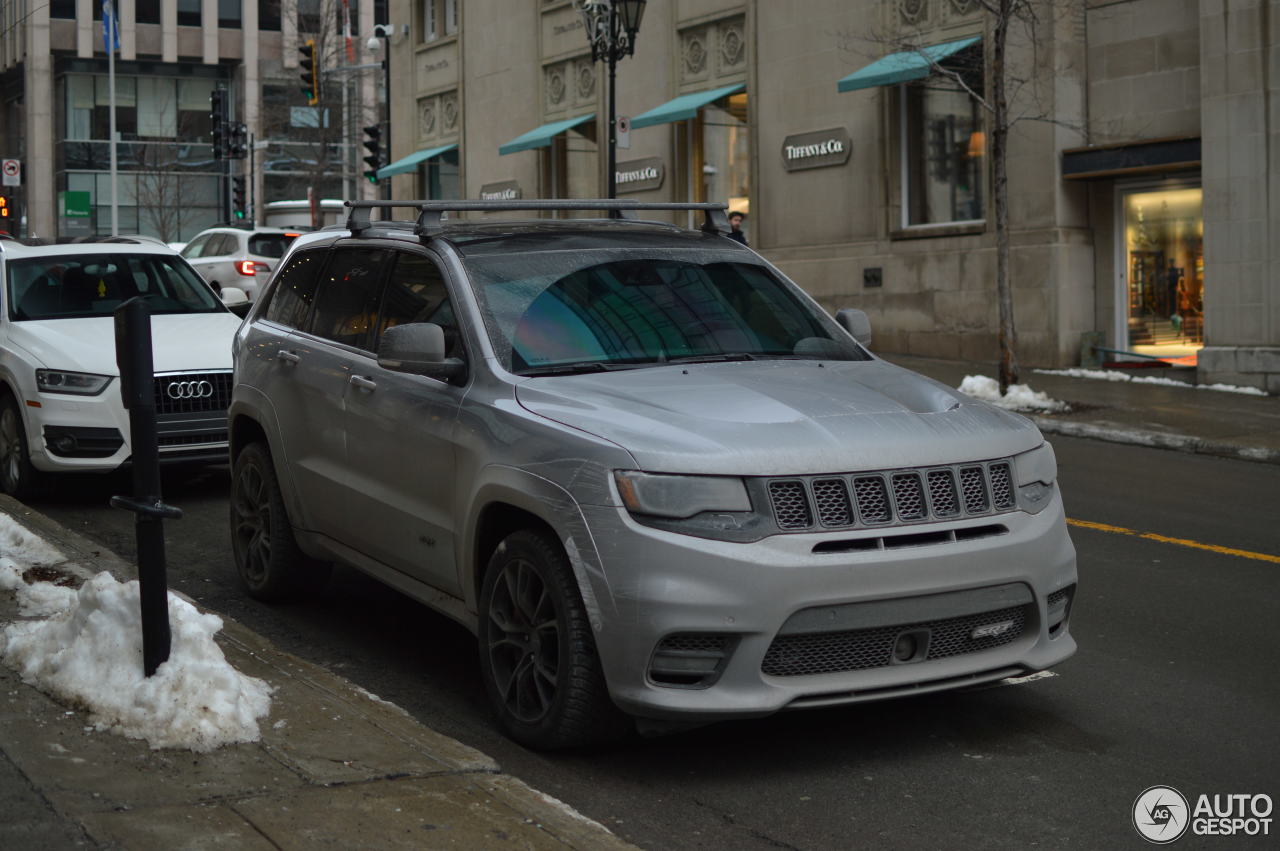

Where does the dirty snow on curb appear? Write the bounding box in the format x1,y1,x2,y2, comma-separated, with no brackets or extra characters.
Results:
1,521,272,752
1034,368,1268,396
0,514,64,566
958,375,1069,413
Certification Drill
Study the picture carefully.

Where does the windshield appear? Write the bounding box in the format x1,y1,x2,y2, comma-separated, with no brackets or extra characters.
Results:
462,250,868,375
6,253,223,320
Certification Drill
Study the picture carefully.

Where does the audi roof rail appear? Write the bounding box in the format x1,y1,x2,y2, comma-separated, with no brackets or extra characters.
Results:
343,199,731,239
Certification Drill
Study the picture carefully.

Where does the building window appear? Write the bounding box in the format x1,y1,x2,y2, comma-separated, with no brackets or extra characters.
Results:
672,91,750,228
418,149,460,200
1121,185,1204,354
420,0,456,42
298,0,322,34
136,0,161,24
259,1,282,31
544,124,598,205
218,0,242,28
51,0,77,19
176,0,201,26
900,45,985,226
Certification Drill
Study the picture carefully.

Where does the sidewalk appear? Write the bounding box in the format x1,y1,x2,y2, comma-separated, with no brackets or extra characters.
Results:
881,353,1280,465
0,496,635,850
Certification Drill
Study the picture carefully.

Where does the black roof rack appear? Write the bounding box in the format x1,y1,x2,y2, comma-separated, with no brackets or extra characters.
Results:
343,199,731,239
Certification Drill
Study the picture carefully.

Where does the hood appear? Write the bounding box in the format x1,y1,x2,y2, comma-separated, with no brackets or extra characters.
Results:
6,313,243,375
515,358,1041,475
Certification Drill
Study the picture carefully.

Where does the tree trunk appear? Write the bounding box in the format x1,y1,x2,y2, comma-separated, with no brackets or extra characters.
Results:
992,0,1020,393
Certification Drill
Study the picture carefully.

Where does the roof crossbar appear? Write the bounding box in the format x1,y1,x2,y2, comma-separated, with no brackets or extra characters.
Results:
343,199,731,239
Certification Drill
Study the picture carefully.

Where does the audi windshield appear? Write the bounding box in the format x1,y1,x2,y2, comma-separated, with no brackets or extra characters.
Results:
460,250,869,376
6,254,224,321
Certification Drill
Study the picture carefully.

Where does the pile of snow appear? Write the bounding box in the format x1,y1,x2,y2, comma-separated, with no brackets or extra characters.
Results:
1035,367,1268,396
0,524,272,752
958,375,1069,413
0,515,64,566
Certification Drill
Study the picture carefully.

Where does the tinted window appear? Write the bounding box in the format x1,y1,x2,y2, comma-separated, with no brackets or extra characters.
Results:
7,253,222,320
376,252,461,357
264,249,326,329
304,248,392,350
248,233,296,259
207,234,237,256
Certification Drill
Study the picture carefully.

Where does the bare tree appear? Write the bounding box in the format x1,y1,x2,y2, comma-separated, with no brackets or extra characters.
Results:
846,0,1085,392
133,142,189,243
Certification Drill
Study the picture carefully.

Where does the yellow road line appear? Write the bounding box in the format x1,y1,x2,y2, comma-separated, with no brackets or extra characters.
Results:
1067,518,1280,564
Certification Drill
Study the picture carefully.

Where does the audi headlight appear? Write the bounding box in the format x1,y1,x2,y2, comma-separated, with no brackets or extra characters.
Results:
36,370,112,396
1012,442,1057,514
614,471,751,519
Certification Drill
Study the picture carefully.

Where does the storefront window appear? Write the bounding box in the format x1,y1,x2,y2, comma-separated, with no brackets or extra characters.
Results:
699,92,750,229
545,125,598,210
901,47,985,226
1122,186,1204,356
419,149,460,200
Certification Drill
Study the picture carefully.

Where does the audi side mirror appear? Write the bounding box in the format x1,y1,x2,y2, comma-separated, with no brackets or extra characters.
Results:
377,323,466,382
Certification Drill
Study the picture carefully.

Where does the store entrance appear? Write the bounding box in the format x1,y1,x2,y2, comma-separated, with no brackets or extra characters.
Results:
1120,185,1204,360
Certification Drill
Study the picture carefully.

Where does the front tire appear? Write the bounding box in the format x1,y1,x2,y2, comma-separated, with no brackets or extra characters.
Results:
0,393,45,500
230,441,310,601
479,529,625,749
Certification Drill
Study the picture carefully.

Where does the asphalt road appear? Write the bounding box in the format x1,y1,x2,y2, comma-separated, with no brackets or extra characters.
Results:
29,435,1280,849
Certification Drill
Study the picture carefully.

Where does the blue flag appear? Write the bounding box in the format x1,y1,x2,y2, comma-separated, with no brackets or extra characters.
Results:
102,0,120,53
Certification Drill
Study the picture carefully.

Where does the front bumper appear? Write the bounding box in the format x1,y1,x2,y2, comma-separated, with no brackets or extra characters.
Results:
578,487,1077,720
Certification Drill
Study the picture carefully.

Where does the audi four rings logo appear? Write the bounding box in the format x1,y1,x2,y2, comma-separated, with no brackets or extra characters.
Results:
166,380,214,400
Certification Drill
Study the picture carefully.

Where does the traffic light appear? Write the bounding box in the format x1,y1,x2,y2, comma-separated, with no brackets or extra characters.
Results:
210,89,228,160
362,125,383,183
231,176,247,220
229,123,248,159
299,39,319,106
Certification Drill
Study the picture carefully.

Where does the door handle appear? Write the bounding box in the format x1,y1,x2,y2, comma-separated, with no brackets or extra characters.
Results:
277,349,301,363
350,375,377,391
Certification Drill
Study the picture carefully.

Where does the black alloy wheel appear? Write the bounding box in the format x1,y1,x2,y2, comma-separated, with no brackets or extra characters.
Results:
479,529,625,749
0,393,44,499
230,441,312,601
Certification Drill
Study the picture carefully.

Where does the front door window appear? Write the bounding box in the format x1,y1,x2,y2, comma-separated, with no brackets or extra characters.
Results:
1122,187,1204,358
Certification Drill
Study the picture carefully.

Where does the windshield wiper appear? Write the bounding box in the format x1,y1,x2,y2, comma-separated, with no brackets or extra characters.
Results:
663,352,757,365
518,361,641,377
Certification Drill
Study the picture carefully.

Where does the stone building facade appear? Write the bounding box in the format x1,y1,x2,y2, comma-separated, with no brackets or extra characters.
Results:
377,0,1277,391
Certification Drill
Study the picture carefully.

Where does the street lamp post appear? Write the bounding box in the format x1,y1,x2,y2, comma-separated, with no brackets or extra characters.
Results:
580,0,646,199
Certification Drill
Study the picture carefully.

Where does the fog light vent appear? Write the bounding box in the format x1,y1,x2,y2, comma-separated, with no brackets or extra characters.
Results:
649,633,734,689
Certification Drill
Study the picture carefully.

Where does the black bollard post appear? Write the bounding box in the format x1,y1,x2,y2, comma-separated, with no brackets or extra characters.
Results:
110,297,182,677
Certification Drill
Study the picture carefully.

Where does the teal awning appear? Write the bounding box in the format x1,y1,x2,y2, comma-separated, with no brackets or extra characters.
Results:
498,113,595,156
837,36,980,93
376,143,457,179
631,83,745,129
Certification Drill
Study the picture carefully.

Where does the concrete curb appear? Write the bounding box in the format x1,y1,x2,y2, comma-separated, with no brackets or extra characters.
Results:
0,496,637,850
1029,417,1280,466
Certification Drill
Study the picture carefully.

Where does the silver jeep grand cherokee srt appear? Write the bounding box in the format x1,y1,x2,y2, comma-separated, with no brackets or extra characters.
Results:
229,200,1077,749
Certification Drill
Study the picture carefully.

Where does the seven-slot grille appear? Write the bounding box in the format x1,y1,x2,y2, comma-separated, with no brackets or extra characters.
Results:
153,371,233,415
766,460,1017,531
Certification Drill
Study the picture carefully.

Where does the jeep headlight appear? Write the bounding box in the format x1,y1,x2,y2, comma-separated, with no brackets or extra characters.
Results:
36,369,113,396
614,471,751,519
1012,442,1057,514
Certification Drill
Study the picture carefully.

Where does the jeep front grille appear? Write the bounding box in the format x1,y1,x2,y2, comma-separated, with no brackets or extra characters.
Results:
765,459,1017,532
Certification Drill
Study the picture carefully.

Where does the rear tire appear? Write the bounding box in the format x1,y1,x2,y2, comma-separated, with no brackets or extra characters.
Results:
478,529,626,750
230,441,313,601
0,393,45,500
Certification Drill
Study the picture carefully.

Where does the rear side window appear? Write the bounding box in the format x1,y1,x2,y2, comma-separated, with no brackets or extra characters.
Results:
248,233,295,259
263,249,326,329
304,248,392,350
181,234,210,259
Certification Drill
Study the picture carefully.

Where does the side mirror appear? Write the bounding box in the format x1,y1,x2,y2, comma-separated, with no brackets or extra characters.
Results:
377,322,466,382
219,286,249,306
836,308,872,346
